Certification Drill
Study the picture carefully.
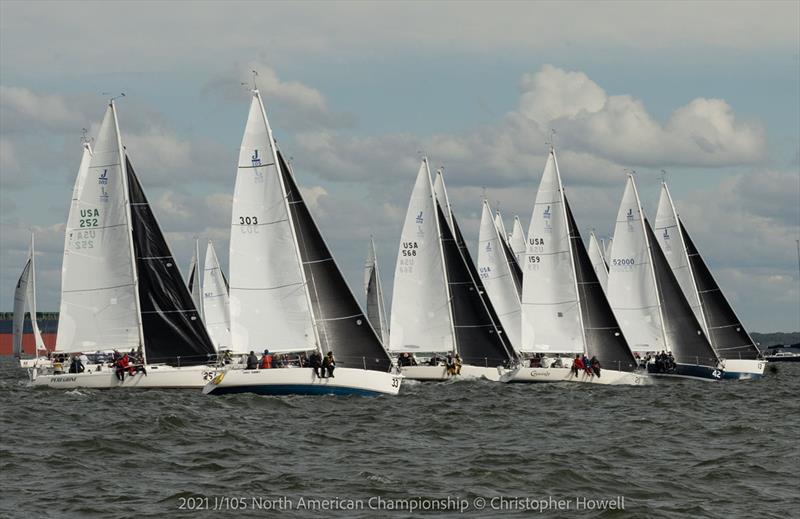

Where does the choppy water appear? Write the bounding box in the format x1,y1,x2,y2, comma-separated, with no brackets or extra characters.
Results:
0,358,797,518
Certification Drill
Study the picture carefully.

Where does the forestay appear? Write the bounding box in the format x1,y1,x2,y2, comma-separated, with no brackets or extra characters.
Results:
607,175,665,354
389,160,454,354
521,149,583,354
229,91,316,354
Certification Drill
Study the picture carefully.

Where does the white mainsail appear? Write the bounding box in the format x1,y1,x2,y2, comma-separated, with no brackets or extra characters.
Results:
520,148,584,353
509,216,527,263
13,234,45,357
654,182,707,334
364,237,389,346
389,160,454,354
607,175,665,354
478,200,522,351
229,91,317,354
203,240,231,351
186,238,204,320
493,209,509,246
56,104,141,352
588,232,609,292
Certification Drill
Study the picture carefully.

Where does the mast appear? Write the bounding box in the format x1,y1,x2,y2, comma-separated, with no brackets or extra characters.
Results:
112,99,146,363
553,148,588,355
631,174,669,353
194,237,205,320
255,89,322,355
29,232,40,359
429,160,458,355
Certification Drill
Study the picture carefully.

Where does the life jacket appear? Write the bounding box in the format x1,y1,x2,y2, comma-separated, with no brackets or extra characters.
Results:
261,355,272,369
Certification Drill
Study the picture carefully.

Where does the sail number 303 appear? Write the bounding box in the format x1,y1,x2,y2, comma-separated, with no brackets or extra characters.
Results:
239,216,258,225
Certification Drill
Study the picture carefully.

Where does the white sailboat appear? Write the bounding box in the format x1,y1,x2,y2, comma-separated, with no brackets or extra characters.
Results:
510,148,646,384
389,161,516,381
608,174,723,381
588,231,609,293
654,182,765,379
202,240,231,352
204,89,400,396
509,215,527,264
29,103,220,389
364,237,389,346
478,200,522,352
14,234,48,370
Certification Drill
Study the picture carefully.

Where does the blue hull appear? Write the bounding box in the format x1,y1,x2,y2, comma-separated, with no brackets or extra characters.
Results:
721,371,764,381
209,384,385,397
648,363,723,381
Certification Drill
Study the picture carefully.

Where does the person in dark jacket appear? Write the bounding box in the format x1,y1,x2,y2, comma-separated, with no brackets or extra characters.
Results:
68,355,85,374
309,351,322,377
322,351,336,378
246,351,259,370
590,356,601,377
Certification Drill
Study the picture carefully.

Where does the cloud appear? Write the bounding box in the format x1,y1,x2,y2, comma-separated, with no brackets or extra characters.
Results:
203,63,355,131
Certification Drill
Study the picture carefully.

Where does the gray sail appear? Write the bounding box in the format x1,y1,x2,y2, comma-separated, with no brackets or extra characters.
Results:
439,203,516,367
680,220,760,360
500,229,523,297
278,151,392,372
645,218,718,366
127,158,217,365
565,197,636,372
364,239,389,346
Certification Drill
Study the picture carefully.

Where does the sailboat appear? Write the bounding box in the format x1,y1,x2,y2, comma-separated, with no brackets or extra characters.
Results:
29,102,219,389
588,231,609,292
491,207,523,296
654,182,766,379
477,200,522,352
389,161,517,381
509,215,527,264
509,148,646,384
203,89,400,396
14,234,48,370
607,174,723,381
364,237,389,346
202,240,231,352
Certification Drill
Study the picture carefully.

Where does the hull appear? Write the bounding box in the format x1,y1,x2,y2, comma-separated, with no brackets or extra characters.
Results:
30,364,219,389
399,364,506,382
720,359,767,380
204,367,401,396
647,362,722,381
501,366,651,385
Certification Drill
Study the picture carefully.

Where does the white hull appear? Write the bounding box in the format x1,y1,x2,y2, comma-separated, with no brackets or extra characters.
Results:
399,364,506,382
720,359,767,380
204,367,401,396
30,364,219,389
501,366,651,385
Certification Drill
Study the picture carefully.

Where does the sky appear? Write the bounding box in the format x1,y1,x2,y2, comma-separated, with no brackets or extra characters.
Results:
1,0,798,333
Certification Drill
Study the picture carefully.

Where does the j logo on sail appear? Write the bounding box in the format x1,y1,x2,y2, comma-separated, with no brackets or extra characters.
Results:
485,242,492,252
416,211,424,224
543,205,552,231
626,208,634,232
251,149,261,167
97,169,108,185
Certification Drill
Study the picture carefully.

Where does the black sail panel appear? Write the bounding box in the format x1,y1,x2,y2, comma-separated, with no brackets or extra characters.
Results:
680,221,759,359
439,205,514,366
564,197,636,372
278,152,391,371
645,218,718,366
187,263,197,294
126,158,216,365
